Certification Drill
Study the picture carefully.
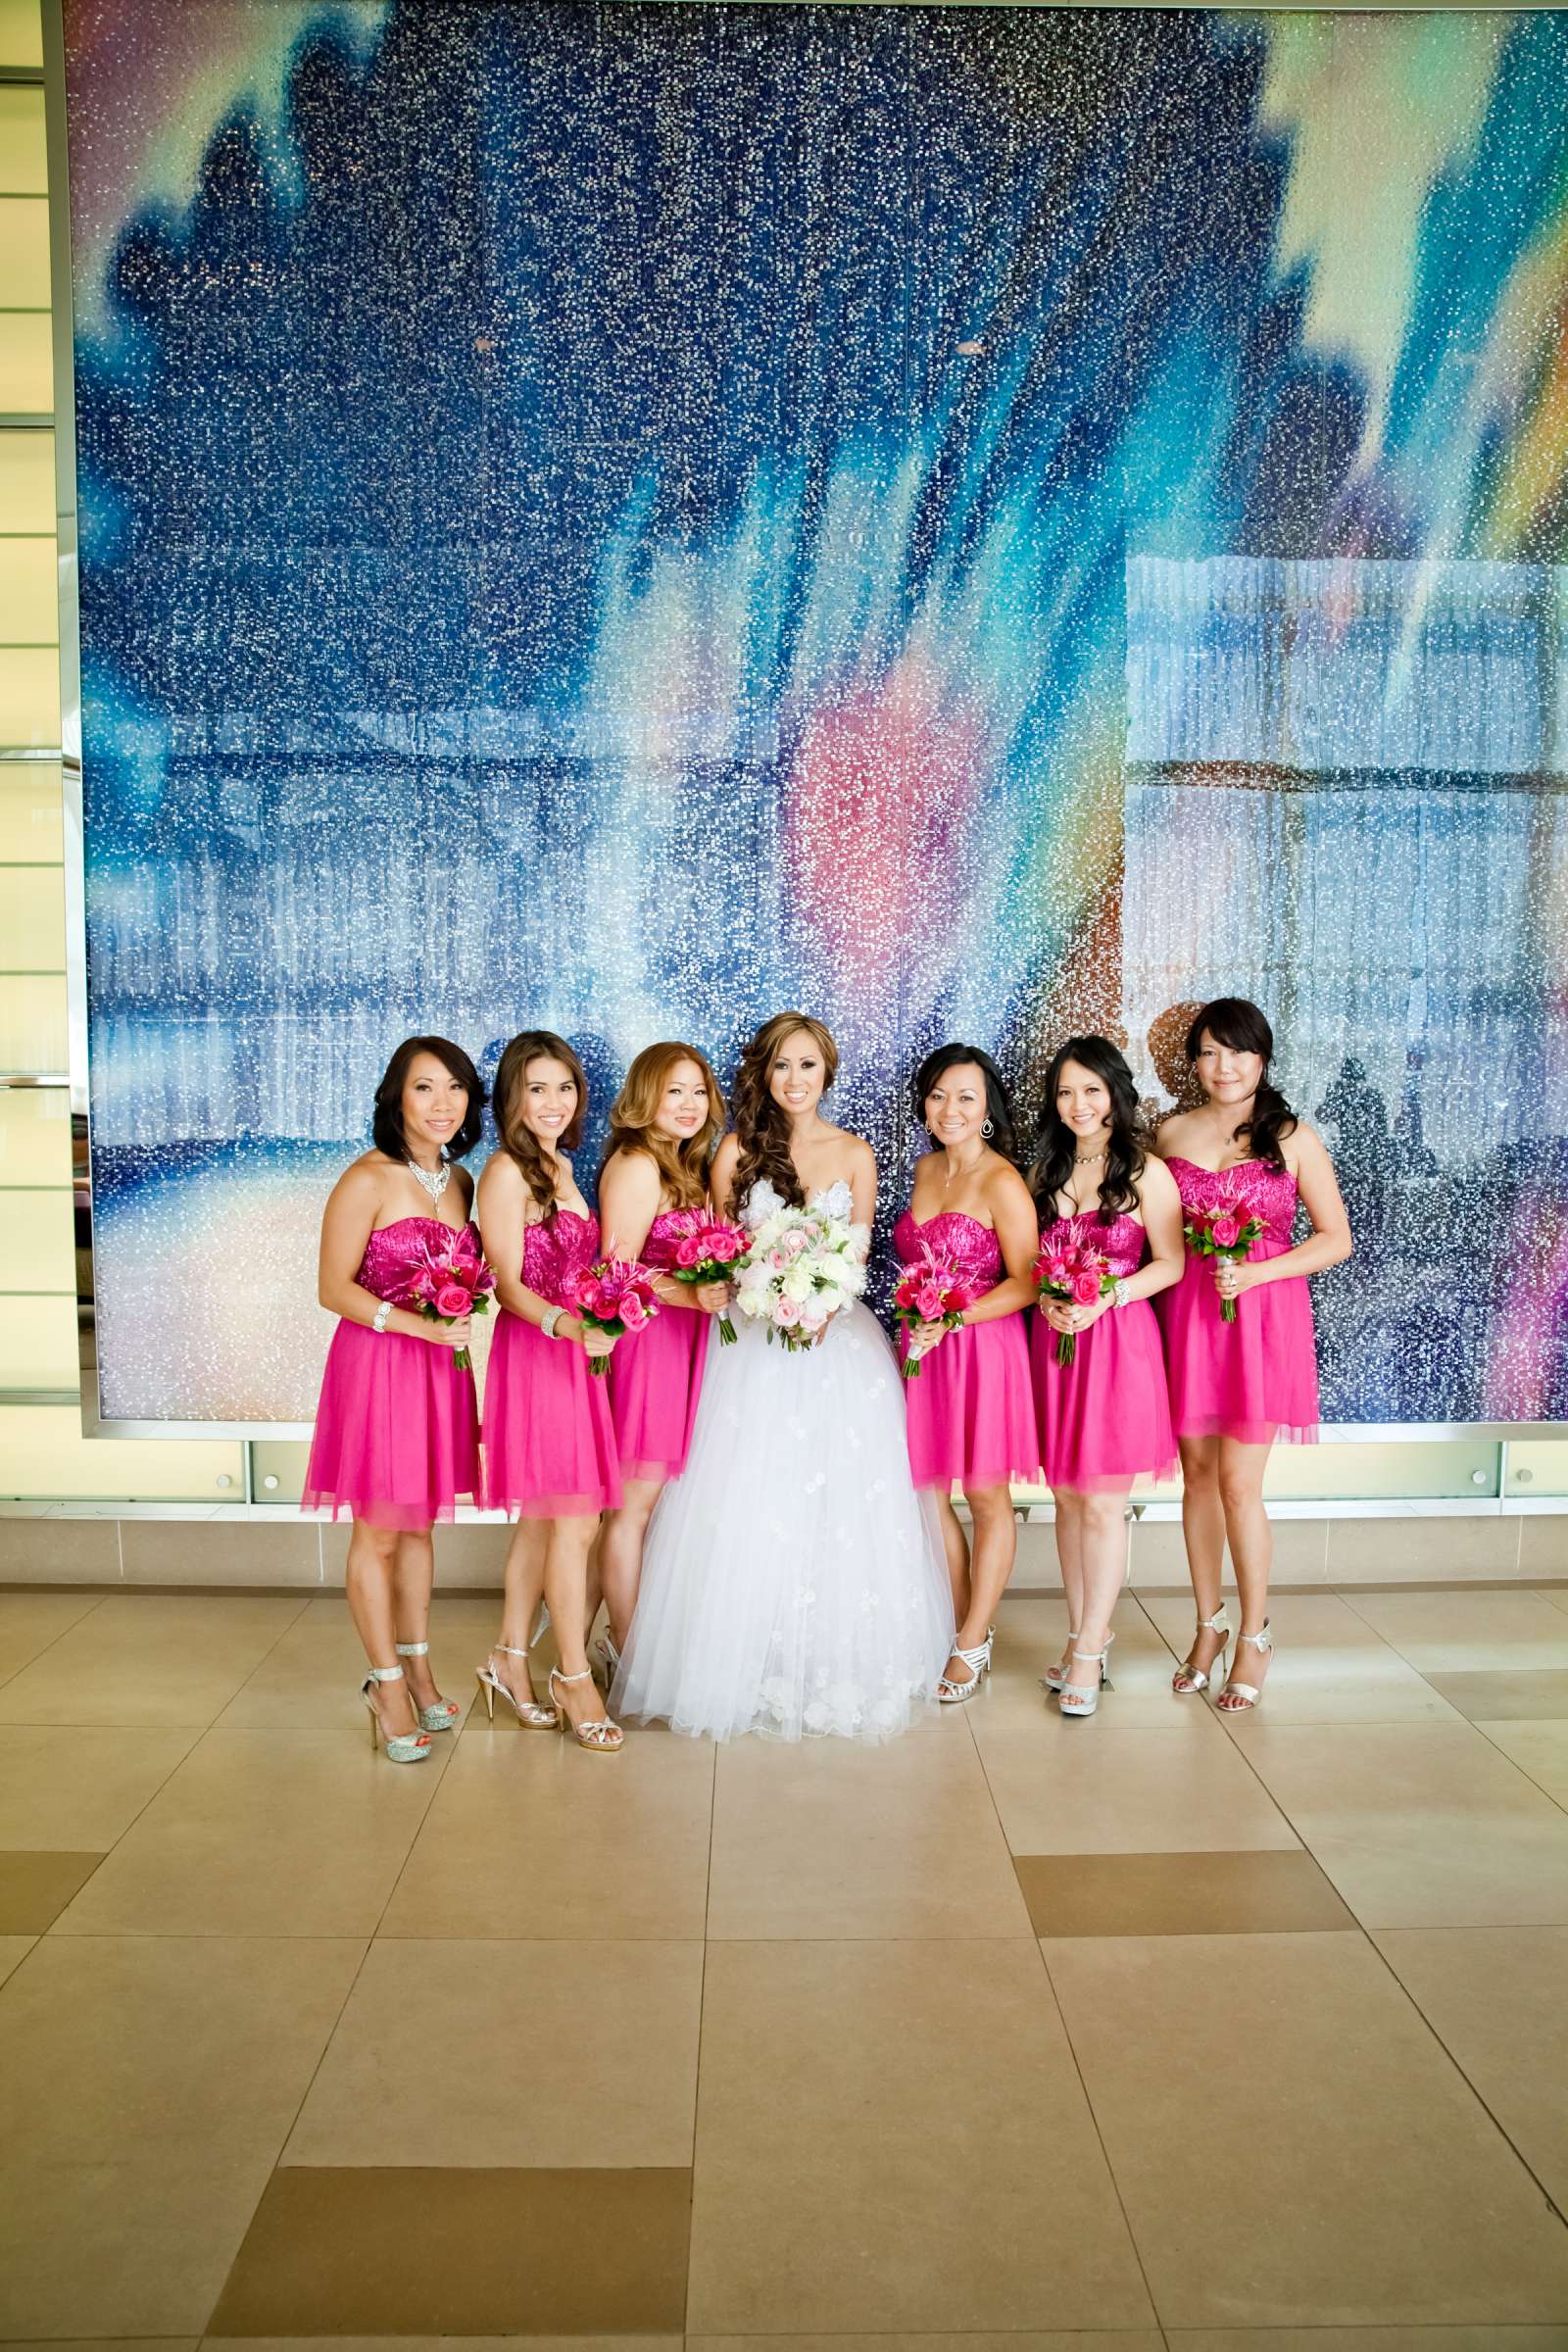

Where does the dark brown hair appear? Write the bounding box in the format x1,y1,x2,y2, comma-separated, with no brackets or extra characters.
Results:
1030,1035,1145,1224
732,1011,838,1211
491,1030,587,1219
1185,998,1298,1171
370,1036,483,1161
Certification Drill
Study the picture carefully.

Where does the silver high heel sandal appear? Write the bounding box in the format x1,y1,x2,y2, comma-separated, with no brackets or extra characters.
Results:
549,1665,624,1752
1217,1621,1273,1711
1172,1604,1230,1695
938,1631,993,1703
395,1640,460,1732
475,1642,559,1730
1058,1639,1113,1719
594,1631,622,1686
361,1665,432,1763
1041,1628,1080,1695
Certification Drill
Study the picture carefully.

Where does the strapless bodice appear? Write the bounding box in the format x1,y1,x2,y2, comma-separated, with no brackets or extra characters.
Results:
894,1208,1002,1288
743,1177,856,1230
522,1207,601,1307
1039,1211,1148,1281
642,1207,701,1272
357,1216,481,1303
1164,1156,1298,1249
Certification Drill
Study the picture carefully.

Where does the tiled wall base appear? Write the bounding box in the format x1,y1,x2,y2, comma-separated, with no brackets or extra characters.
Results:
0,1508,1563,1591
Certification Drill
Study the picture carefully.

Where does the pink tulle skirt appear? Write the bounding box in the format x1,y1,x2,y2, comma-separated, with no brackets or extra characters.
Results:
901,1312,1038,1490
482,1306,623,1519
1159,1241,1319,1446
1032,1296,1178,1493
607,1300,709,1484
302,1320,480,1530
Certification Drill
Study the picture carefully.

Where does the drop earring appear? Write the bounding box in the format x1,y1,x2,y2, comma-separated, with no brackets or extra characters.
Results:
981,1118,995,1138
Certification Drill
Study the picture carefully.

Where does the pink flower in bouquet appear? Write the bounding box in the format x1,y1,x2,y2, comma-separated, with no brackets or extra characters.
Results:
1208,1210,1240,1249
775,1295,802,1327
1034,1235,1115,1368
1046,1256,1069,1287
398,1227,496,1369
410,1266,439,1302
571,1256,661,1374
698,1223,744,1266
672,1233,707,1269
913,1281,947,1321
434,1282,473,1318
1071,1269,1102,1306
1183,1195,1267,1324
893,1252,979,1379
666,1216,748,1346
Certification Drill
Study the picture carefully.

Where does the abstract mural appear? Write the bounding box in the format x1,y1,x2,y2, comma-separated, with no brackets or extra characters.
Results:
61,0,1568,1425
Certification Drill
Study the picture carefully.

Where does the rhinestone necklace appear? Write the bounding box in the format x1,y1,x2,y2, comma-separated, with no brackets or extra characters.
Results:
406,1156,451,1205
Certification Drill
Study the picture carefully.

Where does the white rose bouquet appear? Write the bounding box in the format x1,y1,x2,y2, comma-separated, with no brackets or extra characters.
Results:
733,1201,868,1350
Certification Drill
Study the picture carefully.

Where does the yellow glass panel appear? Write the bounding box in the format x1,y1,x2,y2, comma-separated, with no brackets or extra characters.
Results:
0,862,63,967
0,86,46,195
0,971,66,1070
250,1439,312,1502
0,1291,77,1387
0,431,54,530
0,3,43,73
1508,1440,1568,1498
0,1184,71,1285
0,645,59,745
0,1405,246,1499
0,312,51,415
0,760,61,858
0,535,56,641
0,1083,68,1181
0,197,49,308
1264,1439,1499,1501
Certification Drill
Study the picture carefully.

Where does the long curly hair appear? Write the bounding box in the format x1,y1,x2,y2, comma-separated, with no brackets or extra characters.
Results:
1186,998,1298,1171
732,1010,839,1211
1030,1035,1146,1226
912,1042,1020,1166
602,1041,725,1212
491,1030,587,1221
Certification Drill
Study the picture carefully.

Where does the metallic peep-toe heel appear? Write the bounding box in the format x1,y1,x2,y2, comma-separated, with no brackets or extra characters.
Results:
549,1665,624,1752
395,1640,460,1732
938,1632,993,1703
362,1665,432,1763
1172,1605,1231,1695
1058,1639,1114,1720
1041,1627,1080,1695
1217,1621,1273,1711
475,1642,559,1730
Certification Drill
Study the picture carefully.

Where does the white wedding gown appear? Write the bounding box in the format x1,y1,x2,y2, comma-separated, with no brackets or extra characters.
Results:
611,1179,956,1742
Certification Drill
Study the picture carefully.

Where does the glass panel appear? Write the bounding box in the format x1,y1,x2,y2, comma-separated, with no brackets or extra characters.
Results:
1507,1441,1568,1499
0,646,59,746
1265,1440,1500,1501
0,760,60,858
0,1084,67,1181
0,863,63,967
0,535,55,641
250,1439,312,1503
0,312,51,413
0,196,49,308
0,1184,71,1285
0,3,43,73
0,85,45,194
0,1291,76,1387
0,1405,246,1500
0,972,67,1070
0,430,54,530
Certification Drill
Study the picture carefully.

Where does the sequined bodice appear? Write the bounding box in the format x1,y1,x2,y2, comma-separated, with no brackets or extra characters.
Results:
522,1208,600,1307
357,1216,479,1302
1165,1157,1298,1249
641,1207,700,1272
894,1208,1002,1288
1039,1211,1147,1280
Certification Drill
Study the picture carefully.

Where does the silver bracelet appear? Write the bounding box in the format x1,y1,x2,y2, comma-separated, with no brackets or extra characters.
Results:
1111,1278,1129,1311
540,1305,563,1341
371,1299,392,1335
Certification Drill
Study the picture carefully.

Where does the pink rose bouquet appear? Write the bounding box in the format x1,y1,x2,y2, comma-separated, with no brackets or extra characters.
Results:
663,1211,748,1345
1183,1193,1265,1324
892,1254,978,1380
569,1257,661,1376
1034,1237,1115,1367
397,1228,496,1370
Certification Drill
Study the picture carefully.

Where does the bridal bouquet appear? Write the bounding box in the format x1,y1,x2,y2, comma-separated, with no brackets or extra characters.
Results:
568,1258,661,1376
1035,1236,1116,1368
398,1229,496,1370
733,1202,867,1350
892,1254,978,1379
663,1210,748,1346
1183,1193,1265,1324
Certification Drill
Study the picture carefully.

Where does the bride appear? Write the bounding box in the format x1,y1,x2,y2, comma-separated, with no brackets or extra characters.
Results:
611,1011,955,1742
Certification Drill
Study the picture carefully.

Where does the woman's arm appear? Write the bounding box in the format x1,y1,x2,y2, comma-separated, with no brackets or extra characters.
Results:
710,1133,741,1221
598,1148,661,1265
317,1161,468,1348
846,1135,877,1232
1228,1123,1352,1294
1126,1155,1185,1301
956,1165,1039,1326
475,1152,604,1350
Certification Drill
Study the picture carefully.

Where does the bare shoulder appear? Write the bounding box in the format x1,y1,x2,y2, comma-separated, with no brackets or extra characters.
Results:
328,1152,387,1210
476,1147,522,1202
602,1143,662,1198
1153,1108,1201,1158
983,1154,1035,1214
1283,1118,1330,1173
1136,1152,1181,1205
453,1163,476,1212
711,1131,741,1175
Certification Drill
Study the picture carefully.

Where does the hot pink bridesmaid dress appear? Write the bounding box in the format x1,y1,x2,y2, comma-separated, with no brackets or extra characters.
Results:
606,1208,709,1483
482,1209,624,1517
302,1215,481,1529
1031,1212,1176,1491
892,1208,1037,1489
1160,1157,1319,1444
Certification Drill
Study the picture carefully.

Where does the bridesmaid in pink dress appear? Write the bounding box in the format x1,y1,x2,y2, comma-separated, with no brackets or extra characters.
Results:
596,1042,733,1675
1156,999,1352,1711
1029,1038,1184,1718
304,1035,485,1762
477,1031,625,1753
895,1045,1039,1702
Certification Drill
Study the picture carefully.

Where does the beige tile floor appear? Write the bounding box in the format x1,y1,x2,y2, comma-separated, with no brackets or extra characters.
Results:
0,1579,1566,2345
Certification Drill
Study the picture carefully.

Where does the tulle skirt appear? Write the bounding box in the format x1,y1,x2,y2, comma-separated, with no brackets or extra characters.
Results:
1159,1241,1319,1446
482,1306,623,1519
612,1302,955,1743
901,1311,1038,1489
607,1298,708,1483
303,1320,480,1531
1032,1298,1177,1492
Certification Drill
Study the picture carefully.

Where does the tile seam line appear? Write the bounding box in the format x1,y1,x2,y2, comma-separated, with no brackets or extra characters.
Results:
0,1583,107,1690
685,1724,719,2333
1466,1717,1568,1818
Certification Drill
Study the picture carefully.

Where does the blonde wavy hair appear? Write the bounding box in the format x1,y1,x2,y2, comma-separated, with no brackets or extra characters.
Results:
732,1010,839,1210
602,1042,725,1211
492,1030,587,1220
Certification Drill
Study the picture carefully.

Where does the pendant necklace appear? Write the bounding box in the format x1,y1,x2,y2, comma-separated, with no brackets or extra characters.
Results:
407,1156,451,1206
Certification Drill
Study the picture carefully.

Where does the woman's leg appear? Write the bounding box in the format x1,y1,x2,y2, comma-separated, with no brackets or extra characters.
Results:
950,1484,1016,1678
1061,1485,1131,1700
1050,1489,1084,1683
1215,1437,1275,1706
934,1490,972,1630
545,1516,617,1731
489,1520,549,1708
391,1529,447,1713
598,1476,666,1650
345,1517,418,1737
1174,1434,1228,1690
